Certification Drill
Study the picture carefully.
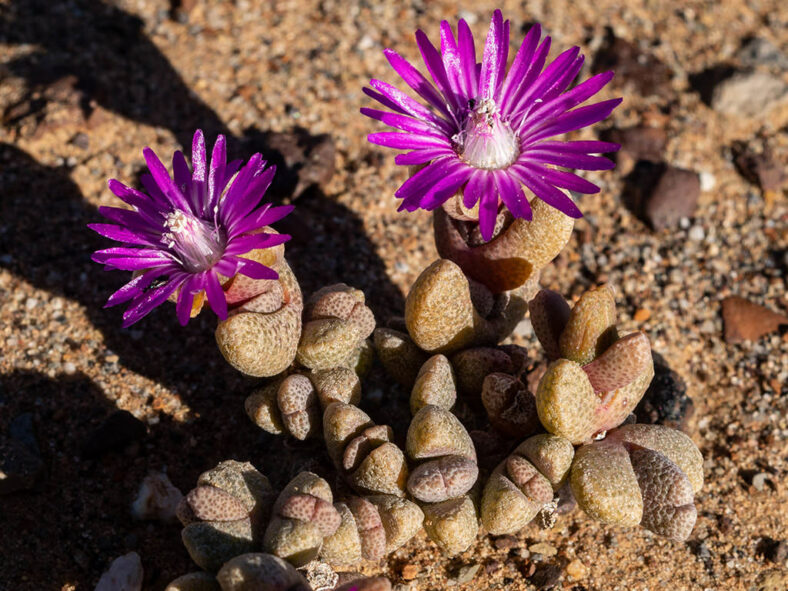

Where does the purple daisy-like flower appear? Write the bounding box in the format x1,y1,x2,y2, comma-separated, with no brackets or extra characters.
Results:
362,10,622,240
89,130,293,327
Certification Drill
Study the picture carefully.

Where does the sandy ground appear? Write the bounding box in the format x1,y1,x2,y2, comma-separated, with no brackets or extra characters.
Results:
1,0,787,589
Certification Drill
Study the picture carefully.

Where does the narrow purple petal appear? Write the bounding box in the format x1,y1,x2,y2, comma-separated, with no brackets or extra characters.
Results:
533,140,620,154
394,156,459,202
457,19,478,95
176,275,199,326
495,172,532,220
527,71,616,121
368,132,449,150
419,166,473,210
204,271,228,320
219,153,264,226
104,268,162,308
512,166,583,218
363,87,409,115
394,148,454,165
369,79,452,129
225,232,290,256
231,203,292,235
524,98,623,144
234,257,280,280
462,171,488,209
523,149,616,171
361,108,448,135
503,36,551,118
383,49,453,116
415,30,461,112
478,185,499,241
88,223,157,246
97,206,161,235
518,163,601,193
143,147,192,213
500,23,541,107
206,134,227,216
440,21,464,97
122,278,182,327
479,9,506,100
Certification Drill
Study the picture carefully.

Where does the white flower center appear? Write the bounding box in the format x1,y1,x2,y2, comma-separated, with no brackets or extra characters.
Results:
453,98,519,170
162,210,225,272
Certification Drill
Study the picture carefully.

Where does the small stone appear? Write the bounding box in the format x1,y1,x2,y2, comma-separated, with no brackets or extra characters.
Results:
95,552,143,591
401,564,419,580
449,563,480,585
737,38,788,70
711,70,788,117
131,473,183,522
688,225,705,241
565,559,587,580
529,563,562,590
604,126,667,173
732,142,786,193
165,572,219,591
626,162,701,231
752,472,771,492
633,308,651,323
722,296,788,343
493,535,518,550
700,171,716,192
81,410,146,458
528,542,557,558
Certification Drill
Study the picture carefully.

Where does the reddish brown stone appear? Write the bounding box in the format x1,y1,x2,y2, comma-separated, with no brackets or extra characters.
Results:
722,297,788,343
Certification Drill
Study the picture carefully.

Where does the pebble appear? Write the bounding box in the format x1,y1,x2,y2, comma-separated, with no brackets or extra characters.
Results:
736,38,788,70
721,297,788,343
625,162,701,230
448,563,480,585
81,410,147,458
751,472,771,492
633,308,651,322
401,564,419,580
565,559,587,580
688,225,705,241
131,472,183,522
711,71,788,117
604,126,667,173
528,542,558,558
732,143,786,193
94,552,143,591
529,564,562,590
699,171,716,192
493,535,518,550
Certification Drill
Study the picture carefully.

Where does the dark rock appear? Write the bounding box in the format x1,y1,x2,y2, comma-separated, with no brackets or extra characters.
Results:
732,142,786,193
635,352,694,432
721,296,788,343
623,161,700,230
493,535,519,550
603,126,667,173
70,132,90,150
529,564,563,589
689,65,738,106
449,563,480,585
736,38,788,71
693,541,712,561
757,538,788,564
592,28,673,98
81,410,147,458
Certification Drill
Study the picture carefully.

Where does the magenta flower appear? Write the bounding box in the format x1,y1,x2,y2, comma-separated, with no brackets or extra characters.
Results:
362,10,622,239
90,130,293,327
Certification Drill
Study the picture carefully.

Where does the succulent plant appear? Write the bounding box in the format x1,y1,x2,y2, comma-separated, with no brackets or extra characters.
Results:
323,402,409,497
245,367,361,440
216,258,304,377
530,285,655,444
404,259,530,354
297,284,376,372
263,472,340,567
481,434,574,535
433,197,574,294
179,461,276,572
372,327,429,388
217,553,310,590
320,494,423,565
406,403,480,555
570,423,703,541
165,571,221,591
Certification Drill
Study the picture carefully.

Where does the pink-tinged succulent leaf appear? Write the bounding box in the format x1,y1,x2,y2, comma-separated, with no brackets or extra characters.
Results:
185,485,249,522
559,284,618,365
582,331,652,393
348,497,387,561
629,447,697,541
407,455,479,502
280,494,342,537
